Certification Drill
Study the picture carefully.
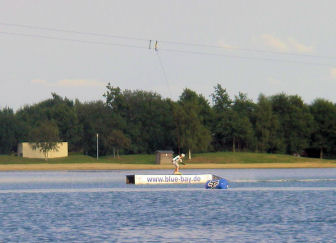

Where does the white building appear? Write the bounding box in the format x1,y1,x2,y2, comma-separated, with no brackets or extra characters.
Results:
17,142,68,159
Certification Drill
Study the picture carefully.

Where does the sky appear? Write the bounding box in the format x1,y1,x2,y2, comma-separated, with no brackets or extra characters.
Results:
1,0,336,110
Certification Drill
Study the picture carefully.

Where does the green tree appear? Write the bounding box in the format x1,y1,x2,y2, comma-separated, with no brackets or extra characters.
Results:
104,84,125,113
255,95,272,152
76,100,116,156
30,120,60,160
213,110,253,152
103,129,131,158
231,112,255,152
211,84,232,112
310,99,336,159
50,98,82,151
0,108,26,154
176,89,212,159
231,92,256,151
104,84,175,154
16,93,82,152
232,92,255,117
270,93,314,154
254,94,283,153
210,84,232,151
211,86,256,152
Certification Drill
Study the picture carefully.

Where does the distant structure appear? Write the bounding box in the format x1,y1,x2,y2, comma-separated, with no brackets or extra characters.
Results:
156,150,173,165
17,142,68,159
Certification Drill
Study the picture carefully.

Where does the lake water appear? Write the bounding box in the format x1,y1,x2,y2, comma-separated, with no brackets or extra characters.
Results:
0,168,336,242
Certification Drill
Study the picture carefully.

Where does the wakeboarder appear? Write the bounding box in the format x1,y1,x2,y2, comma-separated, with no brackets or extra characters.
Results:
172,153,185,175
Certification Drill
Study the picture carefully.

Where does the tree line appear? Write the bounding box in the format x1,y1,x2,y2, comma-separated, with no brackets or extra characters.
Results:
1,83,336,159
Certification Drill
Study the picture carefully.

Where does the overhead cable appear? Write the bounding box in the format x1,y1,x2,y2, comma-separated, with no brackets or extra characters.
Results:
0,29,335,67
1,22,335,61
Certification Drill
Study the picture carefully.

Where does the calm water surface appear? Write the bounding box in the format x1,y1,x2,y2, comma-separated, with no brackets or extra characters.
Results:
0,168,336,242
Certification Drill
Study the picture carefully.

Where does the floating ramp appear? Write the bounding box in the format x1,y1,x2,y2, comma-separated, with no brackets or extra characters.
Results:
126,174,221,185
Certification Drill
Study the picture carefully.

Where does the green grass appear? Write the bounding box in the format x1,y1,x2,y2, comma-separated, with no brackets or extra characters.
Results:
0,151,334,165
0,153,156,164
191,152,333,164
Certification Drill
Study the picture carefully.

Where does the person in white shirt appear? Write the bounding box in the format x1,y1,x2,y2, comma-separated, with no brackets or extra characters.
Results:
172,153,185,174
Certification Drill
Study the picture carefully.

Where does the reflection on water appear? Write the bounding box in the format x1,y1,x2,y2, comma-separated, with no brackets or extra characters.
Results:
0,168,336,242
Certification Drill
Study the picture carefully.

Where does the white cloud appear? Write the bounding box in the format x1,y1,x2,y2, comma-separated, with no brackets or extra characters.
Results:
261,34,289,52
330,68,336,79
31,79,48,85
288,38,313,53
57,79,105,87
268,77,282,85
31,79,105,87
260,34,313,53
217,40,236,50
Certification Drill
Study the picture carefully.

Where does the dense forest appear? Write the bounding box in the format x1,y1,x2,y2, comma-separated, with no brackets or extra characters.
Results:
1,83,336,159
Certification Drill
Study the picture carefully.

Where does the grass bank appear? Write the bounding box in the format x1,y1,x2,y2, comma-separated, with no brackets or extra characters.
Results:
0,152,335,171
0,153,155,164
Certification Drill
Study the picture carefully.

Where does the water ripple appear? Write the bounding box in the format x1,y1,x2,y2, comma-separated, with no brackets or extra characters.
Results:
0,169,336,242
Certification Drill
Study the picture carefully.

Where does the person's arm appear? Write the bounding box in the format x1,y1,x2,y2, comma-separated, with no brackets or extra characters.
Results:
180,156,186,165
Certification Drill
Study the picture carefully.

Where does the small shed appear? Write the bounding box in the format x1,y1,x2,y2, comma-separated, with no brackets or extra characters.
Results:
156,150,173,165
18,142,68,159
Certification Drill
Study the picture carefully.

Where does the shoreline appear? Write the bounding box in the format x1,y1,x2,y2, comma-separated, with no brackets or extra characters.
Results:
0,162,336,171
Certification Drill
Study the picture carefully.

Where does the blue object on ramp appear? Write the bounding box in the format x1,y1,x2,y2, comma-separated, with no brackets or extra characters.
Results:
205,178,229,189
